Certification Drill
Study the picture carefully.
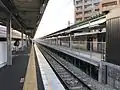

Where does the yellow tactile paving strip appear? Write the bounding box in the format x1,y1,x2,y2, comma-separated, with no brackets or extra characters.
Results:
23,46,38,90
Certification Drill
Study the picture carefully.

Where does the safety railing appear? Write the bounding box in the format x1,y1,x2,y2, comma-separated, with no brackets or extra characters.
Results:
42,40,106,61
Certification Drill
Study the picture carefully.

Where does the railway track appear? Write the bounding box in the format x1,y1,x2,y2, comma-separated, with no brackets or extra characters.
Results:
38,45,91,90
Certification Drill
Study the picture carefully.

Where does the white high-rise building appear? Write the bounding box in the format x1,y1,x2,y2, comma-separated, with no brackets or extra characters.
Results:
74,0,101,23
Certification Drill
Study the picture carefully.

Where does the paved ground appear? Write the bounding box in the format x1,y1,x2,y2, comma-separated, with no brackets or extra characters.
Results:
0,46,31,90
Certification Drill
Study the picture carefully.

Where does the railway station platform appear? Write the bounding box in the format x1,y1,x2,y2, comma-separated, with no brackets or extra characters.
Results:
37,42,102,66
34,44,65,90
36,42,120,90
0,42,118,90
0,45,32,90
0,44,65,90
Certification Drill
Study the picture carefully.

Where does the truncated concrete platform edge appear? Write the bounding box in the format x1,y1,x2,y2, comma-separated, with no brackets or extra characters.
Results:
34,44,65,90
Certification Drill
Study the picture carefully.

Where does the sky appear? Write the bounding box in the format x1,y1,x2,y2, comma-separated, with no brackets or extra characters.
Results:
34,0,75,38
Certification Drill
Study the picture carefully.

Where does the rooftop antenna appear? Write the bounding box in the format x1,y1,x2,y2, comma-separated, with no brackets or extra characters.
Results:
68,21,70,27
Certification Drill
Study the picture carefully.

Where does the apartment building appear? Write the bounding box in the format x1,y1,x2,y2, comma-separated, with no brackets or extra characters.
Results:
100,0,120,13
74,0,101,23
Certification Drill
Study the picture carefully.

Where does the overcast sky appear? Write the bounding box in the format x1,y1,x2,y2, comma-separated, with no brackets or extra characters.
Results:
34,0,75,38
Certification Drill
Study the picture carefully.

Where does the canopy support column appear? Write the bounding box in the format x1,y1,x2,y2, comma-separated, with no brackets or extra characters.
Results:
7,14,12,65
21,30,24,50
69,34,72,49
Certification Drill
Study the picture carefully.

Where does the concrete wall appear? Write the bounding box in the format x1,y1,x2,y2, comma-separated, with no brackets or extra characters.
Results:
107,65,120,89
0,40,27,68
100,0,120,13
0,42,7,68
101,62,120,89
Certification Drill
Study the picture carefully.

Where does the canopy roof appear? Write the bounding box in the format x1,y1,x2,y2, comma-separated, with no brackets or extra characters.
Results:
0,0,49,38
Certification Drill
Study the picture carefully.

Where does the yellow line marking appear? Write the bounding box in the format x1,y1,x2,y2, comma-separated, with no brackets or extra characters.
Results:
23,46,38,90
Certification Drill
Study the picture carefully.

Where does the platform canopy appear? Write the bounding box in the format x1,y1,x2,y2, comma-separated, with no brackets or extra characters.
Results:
0,0,49,38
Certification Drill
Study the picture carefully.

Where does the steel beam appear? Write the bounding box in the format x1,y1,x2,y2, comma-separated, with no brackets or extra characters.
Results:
0,0,22,27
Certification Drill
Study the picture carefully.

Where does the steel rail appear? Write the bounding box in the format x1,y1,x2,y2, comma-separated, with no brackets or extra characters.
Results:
37,44,92,90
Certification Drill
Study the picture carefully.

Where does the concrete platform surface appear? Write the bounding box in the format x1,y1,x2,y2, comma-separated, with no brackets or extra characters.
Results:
0,46,31,90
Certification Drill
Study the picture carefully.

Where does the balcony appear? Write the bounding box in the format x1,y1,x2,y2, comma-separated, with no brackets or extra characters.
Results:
84,7,93,11
93,0,100,4
84,13,92,18
84,1,92,5
76,14,83,18
75,6,83,12
75,0,83,6
76,17,83,21
75,3,83,7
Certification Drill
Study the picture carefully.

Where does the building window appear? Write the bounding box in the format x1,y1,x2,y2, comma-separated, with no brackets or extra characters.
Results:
76,0,82,4
76,18,82,21
84,16,90,20
76,6,82,10
76,12,82,15
94,2,99,6
84,4,92,8
95,8,99,11
84,10,91,14
102,1,117,7
84,0,92,3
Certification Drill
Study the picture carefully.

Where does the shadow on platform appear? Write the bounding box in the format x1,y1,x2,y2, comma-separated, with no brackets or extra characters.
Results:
0,46,31,90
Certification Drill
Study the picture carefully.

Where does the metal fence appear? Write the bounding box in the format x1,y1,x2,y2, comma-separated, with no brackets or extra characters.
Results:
43,40,106,61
